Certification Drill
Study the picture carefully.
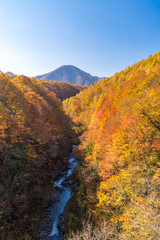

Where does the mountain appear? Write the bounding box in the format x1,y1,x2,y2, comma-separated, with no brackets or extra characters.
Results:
63,52,160,239
35,65,102,86
0,74,74,239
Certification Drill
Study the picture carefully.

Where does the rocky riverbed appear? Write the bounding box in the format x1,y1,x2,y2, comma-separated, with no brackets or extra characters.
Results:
39,147,78,240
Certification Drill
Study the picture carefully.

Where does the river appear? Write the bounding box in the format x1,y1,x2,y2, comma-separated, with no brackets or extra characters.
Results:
46,146,78,240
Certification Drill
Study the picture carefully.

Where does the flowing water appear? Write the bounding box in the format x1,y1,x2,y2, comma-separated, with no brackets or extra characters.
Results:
47,147,78,240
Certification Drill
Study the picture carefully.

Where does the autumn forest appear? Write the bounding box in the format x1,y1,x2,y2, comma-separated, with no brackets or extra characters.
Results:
0,52,160,240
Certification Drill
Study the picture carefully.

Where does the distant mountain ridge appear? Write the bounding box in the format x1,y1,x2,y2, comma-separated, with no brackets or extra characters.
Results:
35,65,103,86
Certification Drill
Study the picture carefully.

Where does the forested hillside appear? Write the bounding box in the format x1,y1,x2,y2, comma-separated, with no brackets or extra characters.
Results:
41,80,86,100
1,52,159,240
63,52,160,239
0,74,74,239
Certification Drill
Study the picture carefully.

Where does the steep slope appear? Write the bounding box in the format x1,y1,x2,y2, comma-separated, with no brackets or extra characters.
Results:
63,52,160,239
40,80,86,100
35,65,102,86
0,74,74,239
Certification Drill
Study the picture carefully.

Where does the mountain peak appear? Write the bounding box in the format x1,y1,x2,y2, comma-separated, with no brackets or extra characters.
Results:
35,65,102,86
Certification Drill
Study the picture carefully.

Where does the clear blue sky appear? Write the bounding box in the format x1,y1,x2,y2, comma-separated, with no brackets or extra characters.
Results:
0,0,160,77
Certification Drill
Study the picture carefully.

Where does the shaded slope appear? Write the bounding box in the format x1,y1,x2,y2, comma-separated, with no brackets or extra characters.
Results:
40,80,86,100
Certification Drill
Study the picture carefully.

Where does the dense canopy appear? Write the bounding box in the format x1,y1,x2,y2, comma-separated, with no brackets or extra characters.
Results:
63,52,160,239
